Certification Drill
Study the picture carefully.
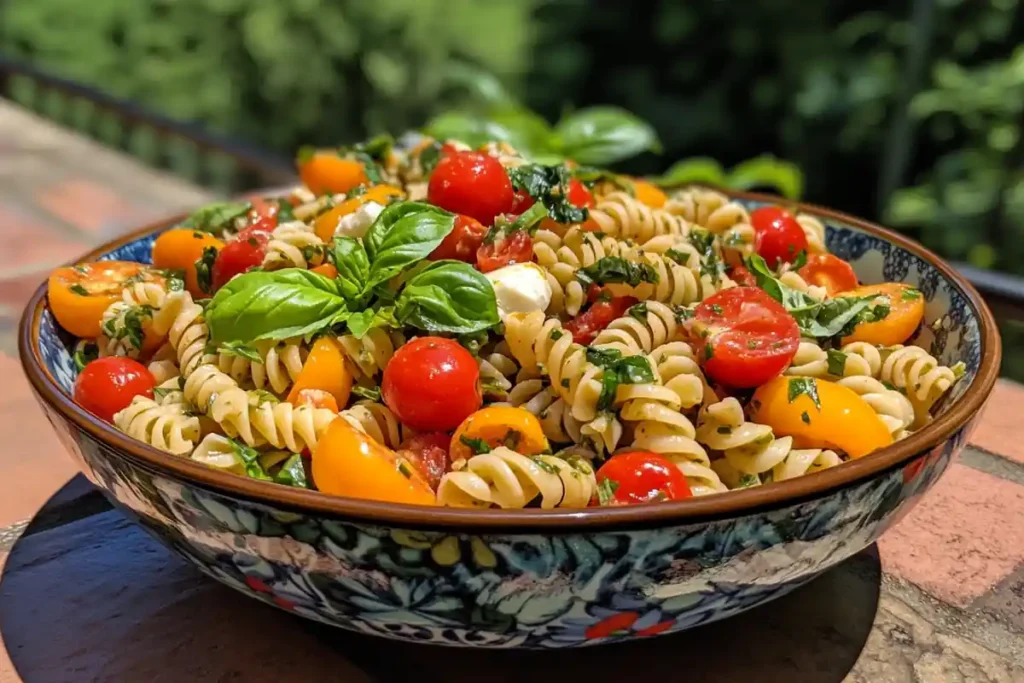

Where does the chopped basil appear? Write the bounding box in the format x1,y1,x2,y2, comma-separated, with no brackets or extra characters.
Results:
674,306,694,323
709,303,723,315
627,302,648,321
550,329,564,341
460,435,492,455
561,378,570,388
418,140,444,177
826,349,848,377
576,256,659,289
787,377,821,410
194,245,219,295
596,478,619,506
351,385,382,402
153,386,173,400
68,283,90,296
504,429,522,451
584,349,656,411
273,454,309,488
737,473,760,488
229,439,272,481
531,456,559,474
508,163,590,224
398,460,413,478
705,343,714,360
901,288,922,301
952,361,966,379
217,340,263,363
801,411,811,424
73,341,98,371
717,426,732,434
665,249,690,266
791,250,808,270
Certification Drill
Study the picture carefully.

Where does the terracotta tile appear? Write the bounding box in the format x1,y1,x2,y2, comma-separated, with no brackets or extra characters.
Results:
879,463,1024,607
0,354,79,527
0,274,45,323
34,179,148,235
0,203,88,273
969,379,1024,466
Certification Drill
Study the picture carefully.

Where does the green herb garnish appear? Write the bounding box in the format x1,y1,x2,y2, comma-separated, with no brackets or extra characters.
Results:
788,377,821,410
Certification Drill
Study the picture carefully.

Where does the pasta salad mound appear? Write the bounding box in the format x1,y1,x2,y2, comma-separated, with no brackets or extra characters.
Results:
50,135,965,509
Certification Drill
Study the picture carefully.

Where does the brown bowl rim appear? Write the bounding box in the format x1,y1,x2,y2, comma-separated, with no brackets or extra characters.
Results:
18,189,1002,531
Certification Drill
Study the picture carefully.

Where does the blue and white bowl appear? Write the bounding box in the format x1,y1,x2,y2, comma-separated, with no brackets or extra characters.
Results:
18,191,1000,648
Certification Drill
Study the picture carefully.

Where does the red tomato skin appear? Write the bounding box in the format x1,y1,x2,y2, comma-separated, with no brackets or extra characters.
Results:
476,231,534,273
382,337,482,431
565,296,638,345
398,432,452,490
212,226,269,291
593,451,692,506
427,151,514,225
509,189,534,215
729,264,758,288
751,206,808,267
566,179,596,208
797,253,859,296
690,287,800,388
429,215,487,263
74,357,155,423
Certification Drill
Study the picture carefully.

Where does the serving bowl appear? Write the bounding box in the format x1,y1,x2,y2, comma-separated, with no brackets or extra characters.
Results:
19,190,999,648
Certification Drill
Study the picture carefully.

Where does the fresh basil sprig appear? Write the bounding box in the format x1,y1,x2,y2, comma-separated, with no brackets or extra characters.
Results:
576,256,659,289
395,261,500,334
363,202,456,290
329,236,371,304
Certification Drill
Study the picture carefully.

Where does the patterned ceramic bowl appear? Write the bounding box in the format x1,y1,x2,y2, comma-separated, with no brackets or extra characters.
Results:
19,191,1000,648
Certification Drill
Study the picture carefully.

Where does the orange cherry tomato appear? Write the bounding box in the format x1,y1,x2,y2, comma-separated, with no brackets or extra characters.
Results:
294,389,340,413
312,418,436,505
312,184,403,242
797,253,858,296
840,283,925,346
449,406,549,463
151,228,225,297
286,337,353,408
298,153,370,196
632,179,668,209
48,262,166,338
309,264,338,279
750,376,893,459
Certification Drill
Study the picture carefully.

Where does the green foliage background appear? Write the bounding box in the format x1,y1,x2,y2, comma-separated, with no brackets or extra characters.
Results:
2,0,1023,277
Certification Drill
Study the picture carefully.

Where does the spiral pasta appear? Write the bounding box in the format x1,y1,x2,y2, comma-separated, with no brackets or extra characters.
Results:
216,338,308,395
436,447,597,509
777,268,827,301
610,248,732,307
836,376,915,439
166,290,215,378
339,401,406,450
591,300,681,355
797,214,826,254
784,341,883,379
664,188,753,260
532,227,636,315
262,221,326,271
113,395,200,455
879,345,958,425
585,191,690,245
337,329,404,380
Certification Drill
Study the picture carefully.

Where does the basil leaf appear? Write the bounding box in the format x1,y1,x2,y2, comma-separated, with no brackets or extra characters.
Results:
181,201,250,234
206,269,349,343
787,377,821,410
363,202,456,290
553,107,661,165
628,302,648,321
423,108,552,155
826,349,848,377
902,287,922,301
394,261,499,334
585,347,623,367
229,439,272,481
460,435,492,455
273,454,310,489
329,237,370,304
596,478,619,505
217,340,262,363
647,157,727,188
73,341,99,372
726,155,804,201
507,164,589,224
586,350,655,411
194,245,218,295
352,385,382,402
576,256,659,289
346,306,397,339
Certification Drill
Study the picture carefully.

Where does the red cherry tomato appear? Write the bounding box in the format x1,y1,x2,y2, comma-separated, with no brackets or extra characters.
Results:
688,287,800,388
427,151,514,225
246,197,280,235
728,264,757,288
397,432,452,490
382,337,482,431
509,189,534,215
440,142,463,157
74,357,155,423
797,253,859,296
564,295,638,345
751,206,808,268
476,230,534,273
593,451,691,506
566,179,596,208
212,226,269,291
429,214,487,263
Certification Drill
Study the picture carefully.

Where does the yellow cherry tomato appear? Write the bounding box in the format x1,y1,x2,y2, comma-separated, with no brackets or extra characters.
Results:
632,179,668,208
298,153,370,196
840,283,924,346
750,376,892,459
449,406,549,462
48,262,166,339
151,228,225,297
313,418,436,504
286,337,352,408
312,184,404,242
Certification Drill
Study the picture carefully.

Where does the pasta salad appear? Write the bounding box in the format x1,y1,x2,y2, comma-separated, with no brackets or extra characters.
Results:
50,135,965,509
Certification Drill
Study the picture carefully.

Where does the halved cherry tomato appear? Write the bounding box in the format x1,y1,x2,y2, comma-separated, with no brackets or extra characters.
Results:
151,228,226,297
298,153,369,196
310,263,338,279
382,337,481,431
74,357,155,423
840,282,925,346
476,230,534,273
728,264,758,287
798,254,858,296
592,451,691,506
751,206,808,267
564,295,639,345
751,376,893,459
294,389,339,413
247,197,281,233
287,337,353,408
449,406,549,463
427,151,514,225
687,287,800,388
632,179,667,209
49,262,167,338
397,432,451,490
211,226,269,291
312,184,403,242
312,418,436,505
429,214,487,263
536,179,595,233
